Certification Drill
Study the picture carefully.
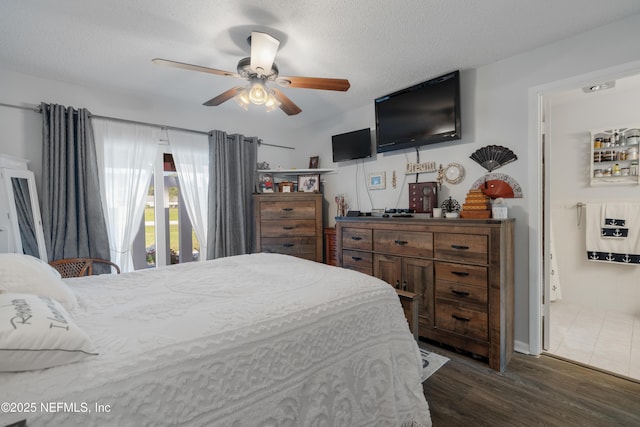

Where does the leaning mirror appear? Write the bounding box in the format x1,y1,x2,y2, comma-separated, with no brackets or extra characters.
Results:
1,169,48,261
11,177,40,257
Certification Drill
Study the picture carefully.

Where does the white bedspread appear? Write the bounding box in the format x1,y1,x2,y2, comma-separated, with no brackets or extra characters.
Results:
0,253,430,427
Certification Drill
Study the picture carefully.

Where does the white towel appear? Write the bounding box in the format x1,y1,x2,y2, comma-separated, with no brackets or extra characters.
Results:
585,203,640,265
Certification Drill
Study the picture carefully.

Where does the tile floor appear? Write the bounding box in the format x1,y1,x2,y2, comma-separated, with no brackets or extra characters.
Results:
548,301,640,381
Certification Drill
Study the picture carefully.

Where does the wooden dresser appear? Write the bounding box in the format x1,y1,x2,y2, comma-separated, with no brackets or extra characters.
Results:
254,193,323,262
336,217,514,371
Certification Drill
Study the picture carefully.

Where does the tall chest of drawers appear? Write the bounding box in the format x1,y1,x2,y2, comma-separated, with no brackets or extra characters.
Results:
336,217,514,371
254,193,323,262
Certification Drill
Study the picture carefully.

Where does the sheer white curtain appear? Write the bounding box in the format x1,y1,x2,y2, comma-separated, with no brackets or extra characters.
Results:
93,118,160,272
167,129,209,260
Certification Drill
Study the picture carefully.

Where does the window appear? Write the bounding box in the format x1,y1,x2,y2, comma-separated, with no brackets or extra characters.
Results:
132,153,200,269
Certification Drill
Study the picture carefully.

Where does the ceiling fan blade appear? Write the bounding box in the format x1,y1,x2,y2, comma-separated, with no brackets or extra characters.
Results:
152,58,240,79
271,88,302,116
276,76,350,91
203,86,244,106
250,32,280,77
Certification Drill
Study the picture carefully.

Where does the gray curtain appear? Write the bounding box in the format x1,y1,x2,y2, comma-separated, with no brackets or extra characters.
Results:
41,103,111,265
207,131,258,259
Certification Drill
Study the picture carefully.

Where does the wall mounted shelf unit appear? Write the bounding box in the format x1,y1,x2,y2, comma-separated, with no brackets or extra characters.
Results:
257,168,335,175
590,128,639,186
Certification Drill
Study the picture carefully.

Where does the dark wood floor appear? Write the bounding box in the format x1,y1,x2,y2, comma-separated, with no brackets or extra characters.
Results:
420,341,640,427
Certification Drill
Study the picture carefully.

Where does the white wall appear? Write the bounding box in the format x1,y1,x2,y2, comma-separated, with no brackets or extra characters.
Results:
549,84,640,315
3,12,640,350
0,104,43,182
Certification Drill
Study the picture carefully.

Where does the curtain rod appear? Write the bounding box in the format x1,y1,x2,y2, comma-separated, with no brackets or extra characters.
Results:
0,101,295,150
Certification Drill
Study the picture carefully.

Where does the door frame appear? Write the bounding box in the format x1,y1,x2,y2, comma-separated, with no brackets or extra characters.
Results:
527,61,640,356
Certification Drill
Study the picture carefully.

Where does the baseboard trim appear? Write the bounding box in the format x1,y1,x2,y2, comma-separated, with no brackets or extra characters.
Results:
514,340,530,355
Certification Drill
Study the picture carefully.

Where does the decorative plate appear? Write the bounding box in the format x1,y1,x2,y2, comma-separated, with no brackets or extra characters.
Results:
444,163,465,184
470,173,523,198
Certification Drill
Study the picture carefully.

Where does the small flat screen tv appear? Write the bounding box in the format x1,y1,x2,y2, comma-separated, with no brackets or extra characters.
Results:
375,70,461,153
332,128,372,162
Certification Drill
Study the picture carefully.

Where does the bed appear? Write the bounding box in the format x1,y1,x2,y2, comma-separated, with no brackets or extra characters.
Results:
0,252,430,427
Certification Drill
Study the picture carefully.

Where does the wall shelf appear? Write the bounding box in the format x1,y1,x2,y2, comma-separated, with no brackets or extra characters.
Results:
589,128,639,186
257,168,335,174
255,169,335,194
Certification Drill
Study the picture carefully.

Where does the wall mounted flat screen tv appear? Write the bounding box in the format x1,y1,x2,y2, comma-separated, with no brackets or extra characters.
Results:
375,70,461,153
332,128,372,162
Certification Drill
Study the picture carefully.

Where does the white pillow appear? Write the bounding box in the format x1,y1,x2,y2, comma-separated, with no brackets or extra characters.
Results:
0,253,77,310
0,293,97,372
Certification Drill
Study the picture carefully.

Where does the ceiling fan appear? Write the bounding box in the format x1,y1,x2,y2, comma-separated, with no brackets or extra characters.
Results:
152,31,350,116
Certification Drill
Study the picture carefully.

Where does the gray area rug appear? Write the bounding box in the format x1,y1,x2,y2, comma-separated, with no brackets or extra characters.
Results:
419,347,449,382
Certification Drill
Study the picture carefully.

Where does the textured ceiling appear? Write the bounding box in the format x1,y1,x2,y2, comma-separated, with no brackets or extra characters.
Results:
2,0,640,128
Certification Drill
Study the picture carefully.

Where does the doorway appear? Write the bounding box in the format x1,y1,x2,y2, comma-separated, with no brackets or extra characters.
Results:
539,71,640,381
132,151,200,270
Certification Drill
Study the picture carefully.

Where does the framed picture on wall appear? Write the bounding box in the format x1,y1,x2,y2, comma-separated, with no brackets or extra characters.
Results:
308,156,319,169
298,174,320,192
367,172,386,190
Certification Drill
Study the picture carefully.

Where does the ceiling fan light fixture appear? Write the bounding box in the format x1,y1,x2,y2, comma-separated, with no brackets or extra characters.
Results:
264,90,281,112
234,89,250,110
248,80,268,105
153,30,349,116
264,102,278,113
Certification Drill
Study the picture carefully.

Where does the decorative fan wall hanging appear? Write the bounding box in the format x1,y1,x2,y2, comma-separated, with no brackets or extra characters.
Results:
470,145,518,172
470,173,523,199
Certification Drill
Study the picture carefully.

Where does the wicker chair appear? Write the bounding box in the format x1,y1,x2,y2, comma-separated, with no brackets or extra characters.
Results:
49,258,121,278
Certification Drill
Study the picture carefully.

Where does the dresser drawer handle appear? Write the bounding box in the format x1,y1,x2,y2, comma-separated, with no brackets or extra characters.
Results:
282,226,294,230
451,290,470,297
451,244,469,250
452,314,471,322
351,256,362,261
394,240,408,246
282,208,294,211
282,243,295,248
451,271,470,277
351,236,363,241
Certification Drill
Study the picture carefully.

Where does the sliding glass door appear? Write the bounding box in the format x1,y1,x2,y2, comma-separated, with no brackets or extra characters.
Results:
132,152,199,269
